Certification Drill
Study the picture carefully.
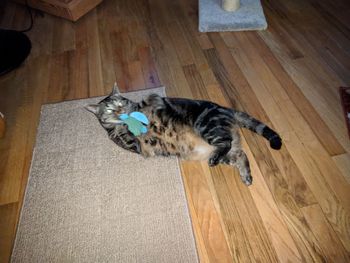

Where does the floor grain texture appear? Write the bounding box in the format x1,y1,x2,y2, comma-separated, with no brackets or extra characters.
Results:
0,0,349,262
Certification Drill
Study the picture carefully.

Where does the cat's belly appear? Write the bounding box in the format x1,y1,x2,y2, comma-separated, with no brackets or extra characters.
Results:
178,132,215,161
185,143,215,161
139,127,215,161
168,130,215,161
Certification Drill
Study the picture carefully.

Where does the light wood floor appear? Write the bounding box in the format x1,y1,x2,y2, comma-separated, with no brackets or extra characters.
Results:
1,0,350,262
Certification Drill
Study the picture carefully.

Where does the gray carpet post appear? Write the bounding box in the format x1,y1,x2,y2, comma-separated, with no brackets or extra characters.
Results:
12,88,198,263
199,0,267,32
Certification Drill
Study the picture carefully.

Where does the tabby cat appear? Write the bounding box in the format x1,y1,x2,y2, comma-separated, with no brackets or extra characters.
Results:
86,84,282,186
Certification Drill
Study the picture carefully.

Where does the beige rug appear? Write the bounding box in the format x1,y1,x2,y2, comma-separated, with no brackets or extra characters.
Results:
12,88,198,263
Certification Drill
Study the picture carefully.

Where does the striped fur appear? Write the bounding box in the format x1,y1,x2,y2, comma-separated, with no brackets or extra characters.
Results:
86,86,282,186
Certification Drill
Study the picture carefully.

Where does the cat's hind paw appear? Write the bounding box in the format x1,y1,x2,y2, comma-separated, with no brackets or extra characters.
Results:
239,165,253,185
208,155,220,166
241,174,253,186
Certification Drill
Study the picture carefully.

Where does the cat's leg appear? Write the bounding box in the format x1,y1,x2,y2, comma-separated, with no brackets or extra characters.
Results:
197,124,232,166
195,108,235,166
221,149,252,185
208,139,232,166
108,126,141,154
199,127,233,166
142,94,165,110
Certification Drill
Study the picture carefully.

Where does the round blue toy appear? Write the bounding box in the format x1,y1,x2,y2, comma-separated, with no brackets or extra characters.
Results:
119,112,149,136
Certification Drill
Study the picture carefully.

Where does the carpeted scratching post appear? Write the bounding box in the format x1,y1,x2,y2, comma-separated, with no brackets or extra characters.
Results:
199,0,267,32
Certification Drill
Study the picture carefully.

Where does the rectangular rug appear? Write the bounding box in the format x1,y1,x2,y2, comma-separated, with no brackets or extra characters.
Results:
12,87,198,263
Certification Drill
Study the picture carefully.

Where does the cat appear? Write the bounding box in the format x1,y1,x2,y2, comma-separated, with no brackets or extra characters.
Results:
85,84,282,186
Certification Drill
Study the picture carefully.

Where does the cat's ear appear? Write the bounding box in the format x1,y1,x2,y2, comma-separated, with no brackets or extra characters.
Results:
85,104,99,115
112,82,120,95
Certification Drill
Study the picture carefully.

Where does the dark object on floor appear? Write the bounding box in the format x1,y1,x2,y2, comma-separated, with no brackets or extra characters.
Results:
0,29,32,76
339,87,350,139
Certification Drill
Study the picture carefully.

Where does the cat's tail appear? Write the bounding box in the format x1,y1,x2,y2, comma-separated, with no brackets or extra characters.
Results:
233,111,282,150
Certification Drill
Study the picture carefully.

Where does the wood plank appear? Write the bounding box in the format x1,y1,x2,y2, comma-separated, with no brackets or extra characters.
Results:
263,8,345,100
241,137,303,263
310,0,350,43
243,32,345,156
332,153,350,184
198,163,235,262
206,32,329,261
11,1,27,31
266,4,350,97
69,17,89,99
258,25,350,153
0,55,50,263
123,20,140,63
128,61,147,91
203,48,240,109
198,34,214,50
173,0,218,87
283,0,350,58
0,1,16,29
284,58,350,152
96,6,117,93
226,31,350,212
182,64,210,100
0,69,30,205
47,52,68,103
222,31,350,251
281,131,350,252
144,4,193,98
0,203,19,263
245,130,327,262
301,28,350,84
206,166,254,263
138,46,161,89
180,162,233,263
301,204,350,263
181,171,211,263
261,7,346,96
122,1,150,52
25,11,54,60
211,164,280,263
167,20,195,66
110,31,130,92
86,9,104,97
67,49,89,100
52,16,75,54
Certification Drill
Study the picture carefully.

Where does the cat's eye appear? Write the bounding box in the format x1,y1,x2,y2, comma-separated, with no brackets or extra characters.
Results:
106,109,114,114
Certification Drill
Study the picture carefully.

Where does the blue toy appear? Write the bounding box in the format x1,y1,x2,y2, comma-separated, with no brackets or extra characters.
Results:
119,112,149,136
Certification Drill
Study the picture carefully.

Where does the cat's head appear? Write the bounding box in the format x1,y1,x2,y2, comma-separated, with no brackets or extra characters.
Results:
85,83,137,129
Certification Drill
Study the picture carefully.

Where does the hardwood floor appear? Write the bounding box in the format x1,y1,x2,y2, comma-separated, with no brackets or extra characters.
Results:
1,0,350,262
